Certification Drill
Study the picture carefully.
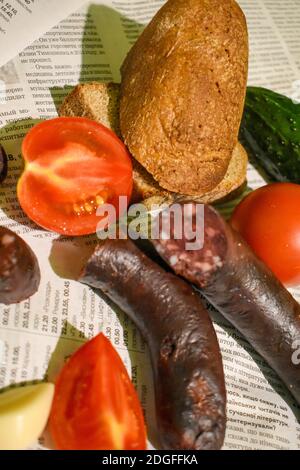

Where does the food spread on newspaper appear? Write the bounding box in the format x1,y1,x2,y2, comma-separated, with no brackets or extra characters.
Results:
0,0,300,451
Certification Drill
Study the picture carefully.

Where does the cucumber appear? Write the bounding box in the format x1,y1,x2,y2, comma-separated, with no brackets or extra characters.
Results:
240,86,300,182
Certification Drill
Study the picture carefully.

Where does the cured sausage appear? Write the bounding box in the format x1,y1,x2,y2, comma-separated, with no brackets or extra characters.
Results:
152,202,300,404
0,227,40,305
0,144,8,183
79,238,226,450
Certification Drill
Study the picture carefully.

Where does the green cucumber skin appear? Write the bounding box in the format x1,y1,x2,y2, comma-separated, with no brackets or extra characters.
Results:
240,86,300,182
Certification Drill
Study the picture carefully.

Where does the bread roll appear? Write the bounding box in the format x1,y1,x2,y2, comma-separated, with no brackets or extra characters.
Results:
60,82,248,205
120,0,248,196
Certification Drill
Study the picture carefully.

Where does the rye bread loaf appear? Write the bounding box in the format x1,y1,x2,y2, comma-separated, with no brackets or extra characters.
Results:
120,0,248,196
60,82,248,204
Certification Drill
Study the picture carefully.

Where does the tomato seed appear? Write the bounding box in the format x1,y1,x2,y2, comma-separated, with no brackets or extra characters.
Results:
71,192,108,216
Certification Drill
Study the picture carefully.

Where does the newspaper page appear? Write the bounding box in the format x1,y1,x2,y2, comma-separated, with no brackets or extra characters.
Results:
0,0,88,68
0,0,299,451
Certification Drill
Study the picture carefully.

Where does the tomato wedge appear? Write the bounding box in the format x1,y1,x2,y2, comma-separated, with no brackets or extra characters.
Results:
18,117,133,236
49,333,147,450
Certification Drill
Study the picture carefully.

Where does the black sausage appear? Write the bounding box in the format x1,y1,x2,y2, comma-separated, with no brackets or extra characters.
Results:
0,227,40,305
79,238,226,450
0,144,8,183
152,202,300,404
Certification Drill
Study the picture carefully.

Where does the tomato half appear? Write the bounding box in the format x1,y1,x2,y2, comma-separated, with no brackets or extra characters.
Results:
49,333,146,450
18,117,133,236
231,183,300,287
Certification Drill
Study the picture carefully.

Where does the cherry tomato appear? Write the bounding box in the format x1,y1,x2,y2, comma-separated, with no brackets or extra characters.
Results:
18,117,133,236
231,183,300,287
49,333,147,450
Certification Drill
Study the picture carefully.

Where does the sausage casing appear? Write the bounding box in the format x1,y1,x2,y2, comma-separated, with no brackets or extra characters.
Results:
152,202,300,405
80,238,226,450
0,227,40,305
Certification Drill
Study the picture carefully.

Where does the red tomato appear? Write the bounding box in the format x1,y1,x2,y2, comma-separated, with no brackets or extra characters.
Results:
18,117,133,236
231,183,300,287
49,333,146,450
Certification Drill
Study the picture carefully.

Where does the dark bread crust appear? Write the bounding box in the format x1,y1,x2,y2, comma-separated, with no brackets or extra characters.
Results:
120,0,248,195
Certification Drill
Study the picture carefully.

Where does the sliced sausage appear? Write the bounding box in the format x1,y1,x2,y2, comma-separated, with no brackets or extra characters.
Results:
152,202,300,404
79,238,226,450
0,144,8,183
0,227,40,305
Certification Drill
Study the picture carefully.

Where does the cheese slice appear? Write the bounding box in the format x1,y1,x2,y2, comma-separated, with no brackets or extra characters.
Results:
0,383,54,450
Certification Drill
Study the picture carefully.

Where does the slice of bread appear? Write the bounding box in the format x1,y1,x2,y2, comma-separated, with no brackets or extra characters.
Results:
60,82,248,204
60,82,121,135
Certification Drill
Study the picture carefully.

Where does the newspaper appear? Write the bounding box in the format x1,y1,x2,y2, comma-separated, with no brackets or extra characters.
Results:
0,0,88,68
0,0,300,450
